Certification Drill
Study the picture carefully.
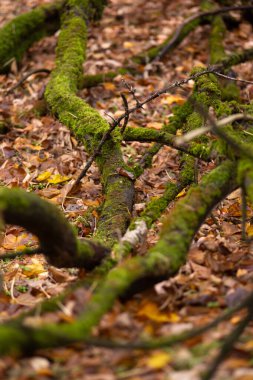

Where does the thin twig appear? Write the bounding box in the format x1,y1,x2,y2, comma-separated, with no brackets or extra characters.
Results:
84,292,253,350
192,101,253,161
122,79,142,107
120,93,129,135
6,68,51,94
202,307,253,380
176,114,253,145
74,68,252,184
213,71,253,86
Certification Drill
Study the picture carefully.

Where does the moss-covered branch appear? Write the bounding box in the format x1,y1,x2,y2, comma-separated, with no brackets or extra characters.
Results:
0,0,65,72
0,188,109,269
132,5,253,64
45,0,134,248
123,126,211,160
0,161,236,356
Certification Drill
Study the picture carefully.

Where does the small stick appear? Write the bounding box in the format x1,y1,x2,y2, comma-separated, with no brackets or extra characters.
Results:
6,68,51,94
120,93,129,135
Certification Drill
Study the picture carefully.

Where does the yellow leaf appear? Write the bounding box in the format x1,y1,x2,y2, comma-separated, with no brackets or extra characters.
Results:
176,188,187,198
236,268,247,277
103,82,116,91
137,301,180,323
36,171,52,182
246,223,253,237
22,259,46,278
146,351,171,369
123,41,135,49
161,94,185,106
48,174,70,184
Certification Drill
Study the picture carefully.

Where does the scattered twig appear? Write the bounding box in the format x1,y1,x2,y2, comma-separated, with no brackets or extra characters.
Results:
213,71,253,86
84,291,253,350
202,306,253,380
74,121,121,185
6,68,51,95
122,78,142,107
120,93,129,135
153,5,253,62
191,101,253,161
74,68,253,184
175,114,253,145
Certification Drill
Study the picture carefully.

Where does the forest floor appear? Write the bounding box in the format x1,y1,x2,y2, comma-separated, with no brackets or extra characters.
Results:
1,0,253,379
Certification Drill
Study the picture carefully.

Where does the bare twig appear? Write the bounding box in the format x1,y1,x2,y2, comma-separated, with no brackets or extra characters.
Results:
202,307,253,380
213,71,253,86
84,292,253,350
192,101,253,160
74,68,253,184
6,68,51,94
74,121,121,185
122,79,142,107
176,114,253,145
120,93,129,134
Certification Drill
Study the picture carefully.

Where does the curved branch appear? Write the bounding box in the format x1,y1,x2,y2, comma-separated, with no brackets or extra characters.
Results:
45,0,134,247
0,188,109,268
123,126,211,160
0,161,236,356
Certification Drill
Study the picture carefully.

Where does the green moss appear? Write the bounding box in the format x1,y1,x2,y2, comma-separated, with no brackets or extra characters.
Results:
146,160,235,274
221,82,240,101
0,1,63,72
168,101,193,132
46,0,134,248
209,16,226,64
219,48,253,70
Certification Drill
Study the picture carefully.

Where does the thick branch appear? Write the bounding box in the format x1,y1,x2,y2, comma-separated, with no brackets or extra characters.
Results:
0,0,64,72
0,161,236,356
123,126,211,160
132,5,253,64
0,188,109,268
45,0,134,247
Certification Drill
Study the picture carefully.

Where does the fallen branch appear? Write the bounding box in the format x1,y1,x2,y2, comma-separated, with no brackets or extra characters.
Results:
0,0,64,72
133,5,253,64
0,187,109,269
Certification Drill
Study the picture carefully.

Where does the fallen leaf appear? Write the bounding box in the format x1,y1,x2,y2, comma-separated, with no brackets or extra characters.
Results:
36,171,52,182
176,188,187,198
137,301,180,323
146,351,171,369
48,174,70,184
103,82,116,91
22,259,46,278
161,94,185,106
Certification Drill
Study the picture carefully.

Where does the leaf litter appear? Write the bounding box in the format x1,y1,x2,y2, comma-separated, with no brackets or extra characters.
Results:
0,0,253,379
